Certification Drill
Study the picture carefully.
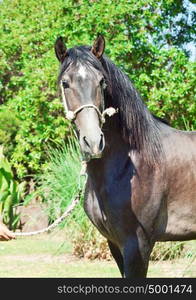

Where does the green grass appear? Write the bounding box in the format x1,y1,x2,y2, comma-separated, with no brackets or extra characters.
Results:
0,231,195,278
37,139,85,222
0,255,119,278
0,237,71,257
35,138,90,242
0,231,120,278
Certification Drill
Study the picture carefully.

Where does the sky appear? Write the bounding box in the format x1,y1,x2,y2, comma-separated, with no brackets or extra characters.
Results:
183,0,196,61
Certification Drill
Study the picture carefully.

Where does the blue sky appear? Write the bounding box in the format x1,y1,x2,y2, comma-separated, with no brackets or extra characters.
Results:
183,0,196,61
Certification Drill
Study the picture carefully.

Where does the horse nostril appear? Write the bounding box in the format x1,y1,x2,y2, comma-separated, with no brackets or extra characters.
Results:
83,136,91,149
99,134,105,152
82,134,105,154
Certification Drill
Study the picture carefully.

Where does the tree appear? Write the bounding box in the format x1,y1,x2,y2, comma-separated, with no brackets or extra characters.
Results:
0,0,195,178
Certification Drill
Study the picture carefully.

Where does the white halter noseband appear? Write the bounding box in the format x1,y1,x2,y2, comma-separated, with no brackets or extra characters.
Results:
60,81,118,125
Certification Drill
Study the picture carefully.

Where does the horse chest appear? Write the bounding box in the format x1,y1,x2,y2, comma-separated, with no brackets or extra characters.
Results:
84,160,134,241
84,187,110,239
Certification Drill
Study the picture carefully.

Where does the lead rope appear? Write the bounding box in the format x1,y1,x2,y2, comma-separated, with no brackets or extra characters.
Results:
14,164,88,237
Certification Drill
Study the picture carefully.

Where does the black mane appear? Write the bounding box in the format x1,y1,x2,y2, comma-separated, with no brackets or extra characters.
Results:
59,45,166,164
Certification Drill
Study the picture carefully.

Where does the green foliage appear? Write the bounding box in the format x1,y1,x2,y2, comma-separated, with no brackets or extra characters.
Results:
0,106,21,160
142,51,196,129
0,146,25,229
0,0,195,177
151,240,196,262
0,0,71,177
37,139,86,224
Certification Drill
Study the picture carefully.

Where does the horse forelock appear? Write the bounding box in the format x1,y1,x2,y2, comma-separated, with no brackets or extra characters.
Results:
58,46,106,82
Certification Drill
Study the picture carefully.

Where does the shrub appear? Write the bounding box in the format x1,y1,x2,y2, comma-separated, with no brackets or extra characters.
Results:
0,0,195,178
73,226,112,261
0,106,21,160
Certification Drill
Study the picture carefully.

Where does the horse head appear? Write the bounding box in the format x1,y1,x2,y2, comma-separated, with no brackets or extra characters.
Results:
55,35,109,161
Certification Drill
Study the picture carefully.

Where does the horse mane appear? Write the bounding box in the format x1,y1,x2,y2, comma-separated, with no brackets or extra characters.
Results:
59,46,166,165
100,55,167,164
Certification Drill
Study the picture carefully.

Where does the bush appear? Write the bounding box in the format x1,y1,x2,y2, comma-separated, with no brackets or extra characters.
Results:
150,241,196,261
73,227,112,261
0,106,21,160
0,0,195,178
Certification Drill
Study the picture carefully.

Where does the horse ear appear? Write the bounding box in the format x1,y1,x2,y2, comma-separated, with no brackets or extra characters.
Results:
55,37,67,63
91,35,105,59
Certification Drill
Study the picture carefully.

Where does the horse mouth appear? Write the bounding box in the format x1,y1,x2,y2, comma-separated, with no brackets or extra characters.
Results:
91,153,102,159
83,152,102,162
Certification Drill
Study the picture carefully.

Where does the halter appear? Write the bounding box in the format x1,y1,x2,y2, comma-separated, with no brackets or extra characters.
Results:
60,81,118,126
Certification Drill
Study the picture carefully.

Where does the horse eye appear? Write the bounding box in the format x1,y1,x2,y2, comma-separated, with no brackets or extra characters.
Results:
62,81,69,89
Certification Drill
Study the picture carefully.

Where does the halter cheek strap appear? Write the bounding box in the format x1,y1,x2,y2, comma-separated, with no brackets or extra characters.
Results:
60,81,118,125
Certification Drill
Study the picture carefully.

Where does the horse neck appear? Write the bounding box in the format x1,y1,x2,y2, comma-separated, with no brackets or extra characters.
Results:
102,110,165,171
103,116,130,157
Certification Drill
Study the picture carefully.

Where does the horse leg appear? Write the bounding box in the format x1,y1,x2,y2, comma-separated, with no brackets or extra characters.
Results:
123,229,153,278
107,240,124,277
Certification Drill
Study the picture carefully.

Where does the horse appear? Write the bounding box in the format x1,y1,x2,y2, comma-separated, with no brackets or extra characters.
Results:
54,35,196,278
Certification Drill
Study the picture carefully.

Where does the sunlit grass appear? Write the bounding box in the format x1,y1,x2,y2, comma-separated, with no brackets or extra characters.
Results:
0,234,195,278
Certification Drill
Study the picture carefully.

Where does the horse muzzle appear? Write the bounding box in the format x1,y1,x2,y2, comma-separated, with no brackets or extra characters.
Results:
79,131,105,161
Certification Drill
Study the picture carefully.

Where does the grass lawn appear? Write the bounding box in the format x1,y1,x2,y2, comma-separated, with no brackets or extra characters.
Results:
0,230,195,278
